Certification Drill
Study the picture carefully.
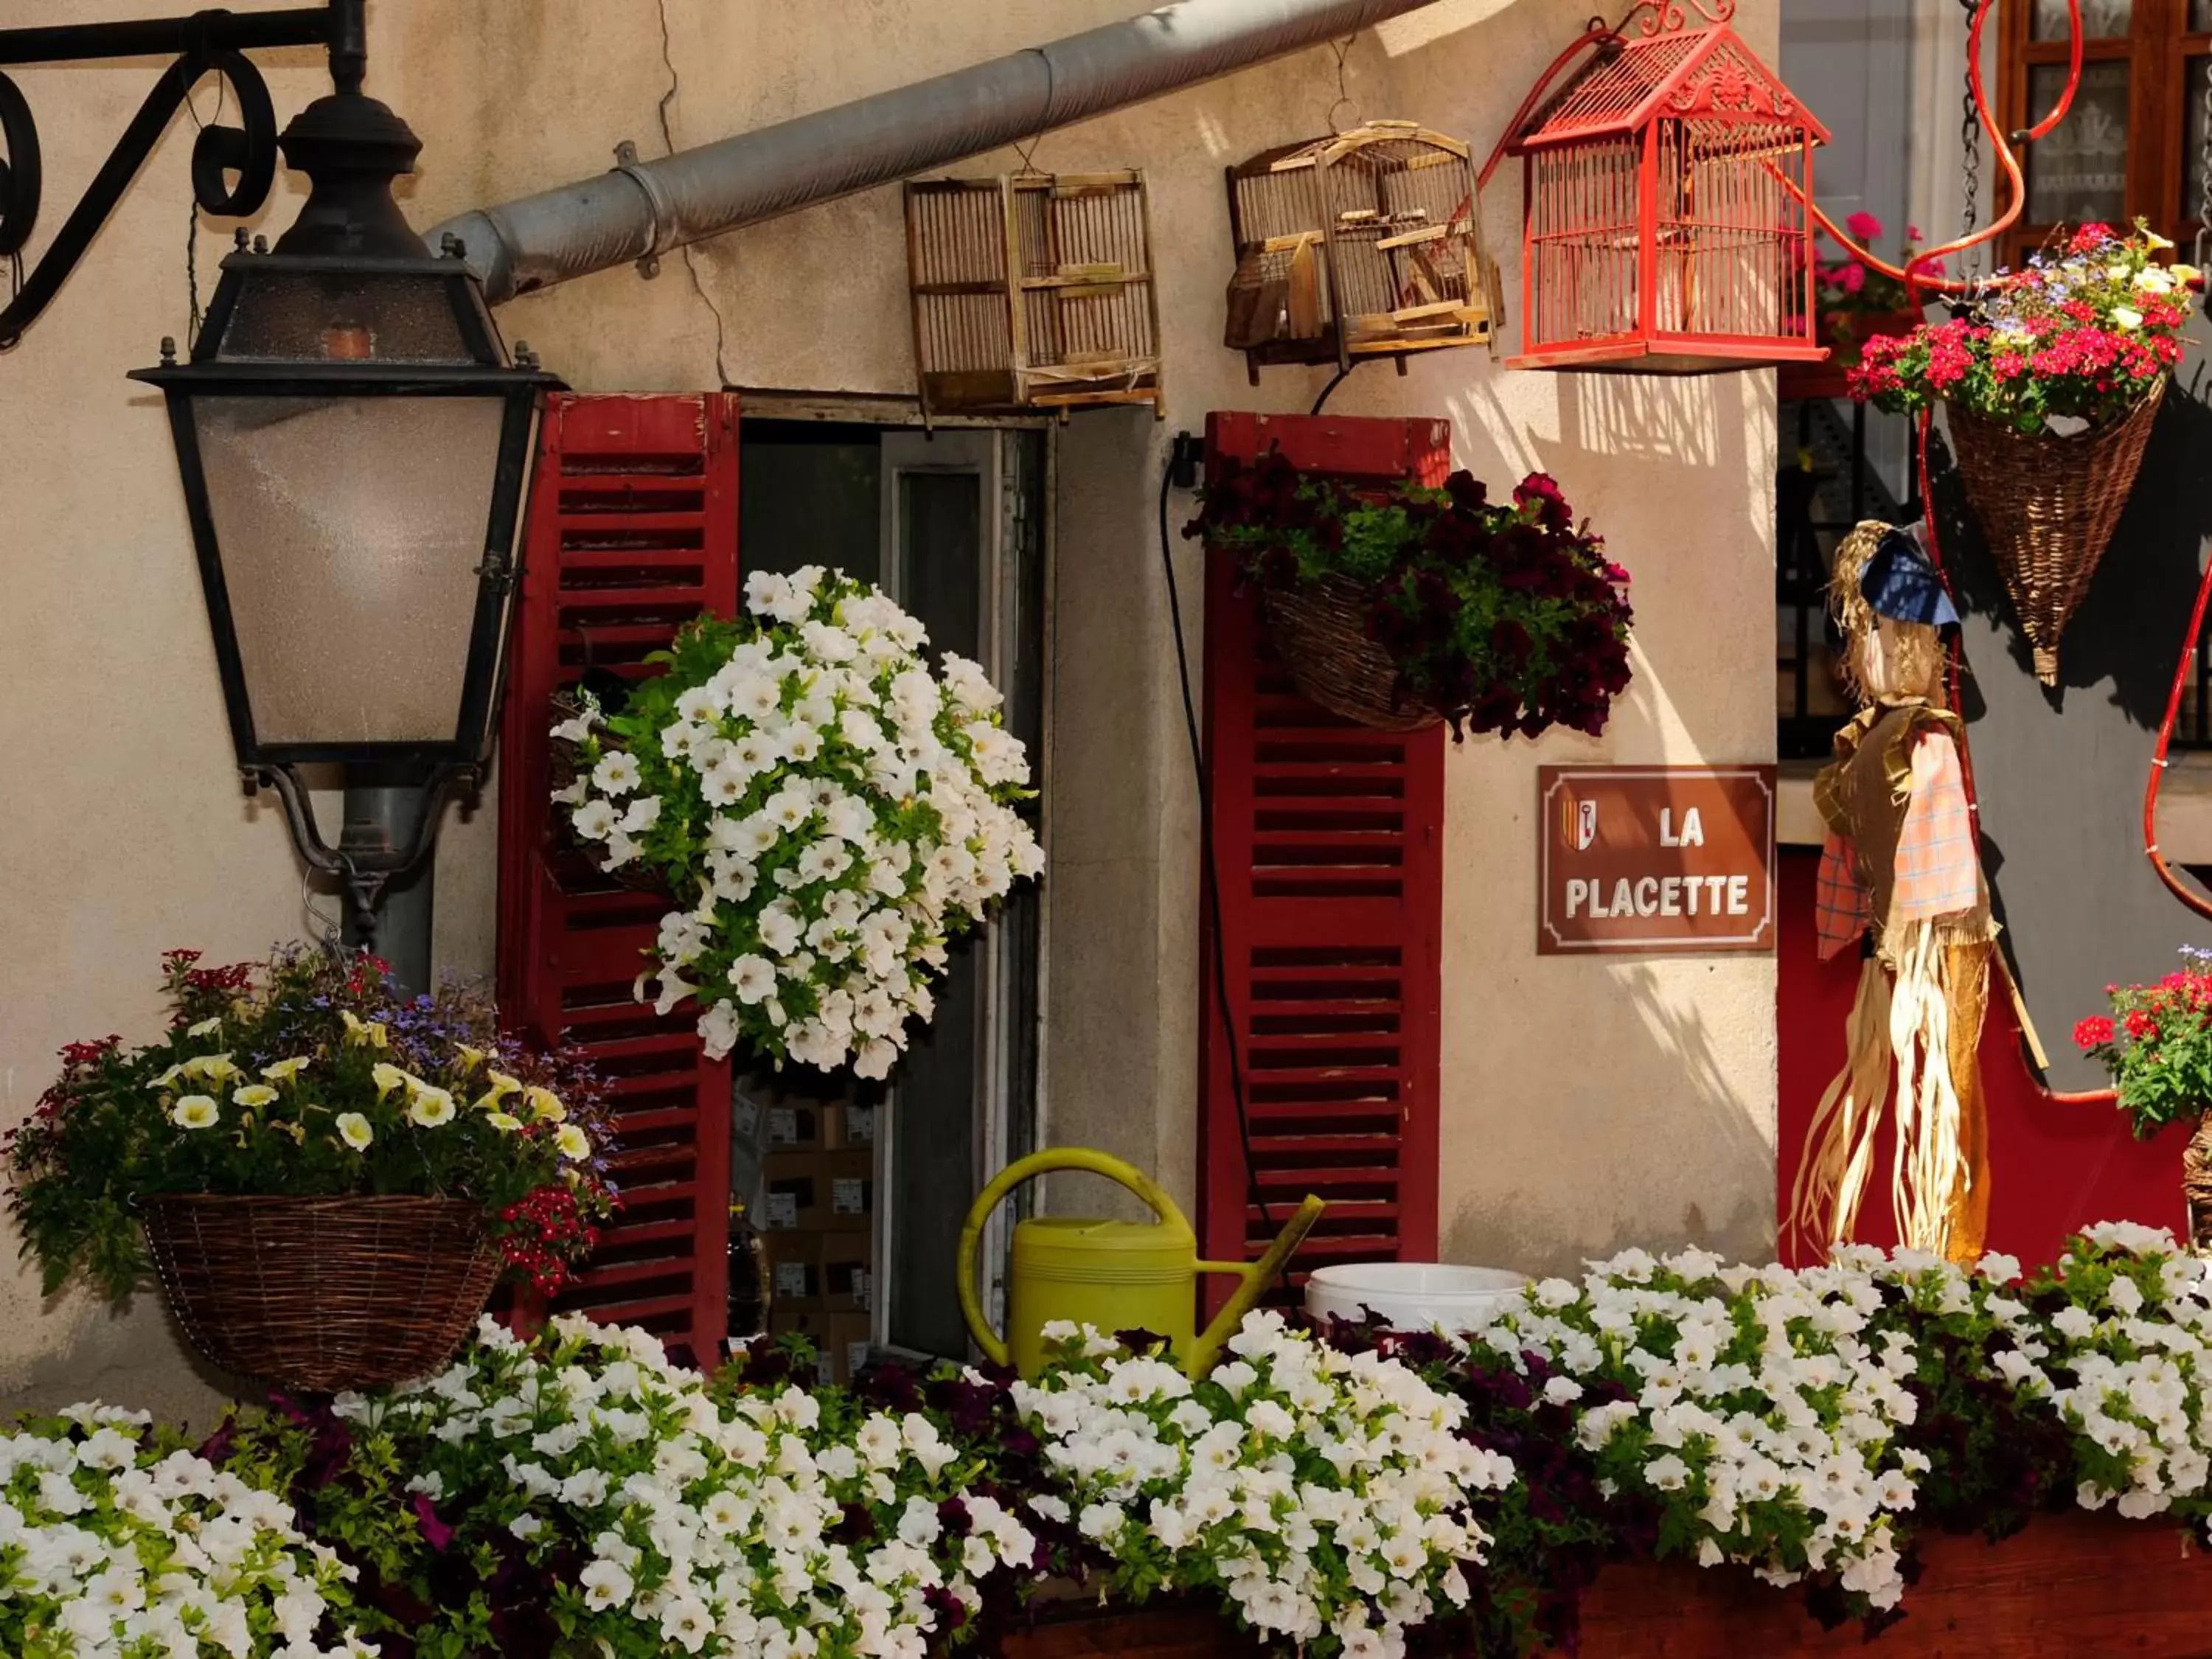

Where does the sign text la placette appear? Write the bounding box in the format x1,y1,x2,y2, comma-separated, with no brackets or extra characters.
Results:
1537,765,1777,956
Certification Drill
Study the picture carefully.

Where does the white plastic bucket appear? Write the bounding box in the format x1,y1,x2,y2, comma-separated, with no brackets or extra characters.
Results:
1304,1262,1528,1333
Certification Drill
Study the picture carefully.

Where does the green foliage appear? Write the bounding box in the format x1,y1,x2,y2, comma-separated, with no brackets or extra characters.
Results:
2073,947,2212,1138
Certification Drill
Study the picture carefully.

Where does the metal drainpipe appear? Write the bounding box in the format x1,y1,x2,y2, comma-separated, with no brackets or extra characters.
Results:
429,0,1447,305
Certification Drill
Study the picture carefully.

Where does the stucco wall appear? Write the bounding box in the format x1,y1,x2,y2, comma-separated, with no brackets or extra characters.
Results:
0,0,1776,1418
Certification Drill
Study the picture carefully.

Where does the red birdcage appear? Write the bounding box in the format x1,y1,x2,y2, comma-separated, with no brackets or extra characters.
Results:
1500,4,1829,373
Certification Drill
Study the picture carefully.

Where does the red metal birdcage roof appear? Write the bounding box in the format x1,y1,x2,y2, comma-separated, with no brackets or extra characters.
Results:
1509,22,1829,150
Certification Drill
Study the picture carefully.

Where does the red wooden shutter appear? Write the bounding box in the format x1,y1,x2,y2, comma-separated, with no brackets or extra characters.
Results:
1199,411,1448,1304
498,392,741,1362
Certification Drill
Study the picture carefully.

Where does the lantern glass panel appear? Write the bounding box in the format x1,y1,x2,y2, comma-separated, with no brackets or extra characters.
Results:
191,394,506,745
215,271,473,364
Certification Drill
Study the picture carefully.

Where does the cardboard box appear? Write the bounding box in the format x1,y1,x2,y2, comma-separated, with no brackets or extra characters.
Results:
820,1231,873,1312
827,1102,878,1150
760,1152,830,1231
765,1231,821,1310
825,1312,873,1384
825,1149,874,1225
765,1102,827,1152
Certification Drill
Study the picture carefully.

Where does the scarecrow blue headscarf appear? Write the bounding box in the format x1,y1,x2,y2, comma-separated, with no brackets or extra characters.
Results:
1860,524,1959,630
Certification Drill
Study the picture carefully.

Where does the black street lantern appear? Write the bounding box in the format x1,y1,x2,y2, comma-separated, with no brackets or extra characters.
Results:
129,60,559,939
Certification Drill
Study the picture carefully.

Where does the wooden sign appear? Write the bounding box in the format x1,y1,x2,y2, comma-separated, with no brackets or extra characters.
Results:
1537,766,1776,955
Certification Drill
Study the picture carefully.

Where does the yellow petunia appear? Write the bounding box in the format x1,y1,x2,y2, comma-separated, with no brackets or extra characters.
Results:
2146,229,2177,251
555,1124,591,1161
171,1095,220,1130
340,1011,389,1049
262,1057,312,1082
232,1084,278,1109
524,1086,566,1123
186,1016,223,1040
372,1062,410,1099
454,1044,489,1074
151,1064,185,1091
335,1112,373,1151
485,1111,524,1133
482,1071,522,1103
408,1088,459,1129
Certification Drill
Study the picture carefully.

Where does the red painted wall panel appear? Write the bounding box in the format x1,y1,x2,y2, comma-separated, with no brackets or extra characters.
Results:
1775,847,2180,1266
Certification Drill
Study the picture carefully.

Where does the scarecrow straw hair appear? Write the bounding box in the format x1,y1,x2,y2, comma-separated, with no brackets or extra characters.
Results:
1830,521,1944,706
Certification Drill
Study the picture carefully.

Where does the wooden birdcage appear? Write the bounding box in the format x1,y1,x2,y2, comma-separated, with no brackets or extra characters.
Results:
1504,11,1830,373
1222,120,1498,382
904,170,1163,420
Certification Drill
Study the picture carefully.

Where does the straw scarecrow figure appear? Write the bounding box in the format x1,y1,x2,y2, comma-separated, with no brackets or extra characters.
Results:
1790,522,1998,1263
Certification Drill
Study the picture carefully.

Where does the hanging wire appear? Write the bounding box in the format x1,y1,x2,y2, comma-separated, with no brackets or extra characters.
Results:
1325,33,1359,133
179,68,225,347
1012,133,1043,175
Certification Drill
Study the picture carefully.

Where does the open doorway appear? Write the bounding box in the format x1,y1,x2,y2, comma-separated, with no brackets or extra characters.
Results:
733,414,1047,1374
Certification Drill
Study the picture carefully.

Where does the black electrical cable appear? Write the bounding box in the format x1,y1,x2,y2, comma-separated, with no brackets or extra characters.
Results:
1158,457,1275,1233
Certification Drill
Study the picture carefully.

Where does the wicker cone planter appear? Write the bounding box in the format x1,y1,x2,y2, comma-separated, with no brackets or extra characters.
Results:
1259,575,1441,732
142,1194,502,1392
1947,380,2164,686
2184,1110,2212,1254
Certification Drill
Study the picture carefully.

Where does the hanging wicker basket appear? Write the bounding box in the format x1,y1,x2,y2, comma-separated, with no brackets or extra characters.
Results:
2183,1111,2212,1256
1259,575,1441,732
142,1194,501,1392
1947,380,2164,686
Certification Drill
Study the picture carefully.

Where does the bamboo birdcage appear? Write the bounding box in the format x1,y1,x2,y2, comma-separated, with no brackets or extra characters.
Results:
1222,120,1498,381
904,170,1164,420
1503,11,1830,372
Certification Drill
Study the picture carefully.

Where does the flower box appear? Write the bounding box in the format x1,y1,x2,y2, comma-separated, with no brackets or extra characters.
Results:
999,1512,2212,1658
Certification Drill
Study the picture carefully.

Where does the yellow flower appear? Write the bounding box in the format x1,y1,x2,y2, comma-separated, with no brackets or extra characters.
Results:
482,1071,522,1103
151,1063,185,1090
335,1112,373,1151
555,1124,591,1161
2146,229,2177,251
372,1062,410,1099
408,1088,458,1128
340,1011,389,1049
232,1084,278,1109
181,1053,237,1083
485,1111,524,1133
186,1016,223,1039
524,1086,566,1123
262,1057,312,1083
171,1095,220,1130
2113,305,2144,331
2134,266,2176,294
2174,264,2203,288
454,1044,489,1074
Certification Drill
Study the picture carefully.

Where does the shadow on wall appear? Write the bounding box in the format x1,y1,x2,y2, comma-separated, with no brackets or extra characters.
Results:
1438,958,1780,1279
1929,351,2212,1093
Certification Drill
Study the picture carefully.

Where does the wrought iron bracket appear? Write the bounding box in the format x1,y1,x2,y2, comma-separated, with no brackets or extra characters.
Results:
246,759,480,947
0,4,347,348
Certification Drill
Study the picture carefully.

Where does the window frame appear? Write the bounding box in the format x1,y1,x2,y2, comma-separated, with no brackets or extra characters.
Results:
1997,0,2212,265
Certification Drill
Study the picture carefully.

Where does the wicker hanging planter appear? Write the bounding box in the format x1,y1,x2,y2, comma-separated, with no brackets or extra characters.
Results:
2183,1111,2212,1256
1947,380,2164,686
142,1194,501,1392
1260,575,1441,732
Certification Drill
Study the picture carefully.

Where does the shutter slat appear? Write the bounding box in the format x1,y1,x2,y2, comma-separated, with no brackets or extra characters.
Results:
1200,412,1447,1315
498,391,742,1366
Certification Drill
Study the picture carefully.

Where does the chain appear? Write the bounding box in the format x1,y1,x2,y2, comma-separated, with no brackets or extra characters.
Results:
2197,59,2212,267
1958,0,1981,277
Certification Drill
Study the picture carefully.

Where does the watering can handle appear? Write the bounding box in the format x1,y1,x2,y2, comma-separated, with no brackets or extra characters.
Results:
956,1147,1190,1368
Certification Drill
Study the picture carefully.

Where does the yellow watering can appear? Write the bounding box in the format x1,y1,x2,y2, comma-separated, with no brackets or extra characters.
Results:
956,1147,1325,1379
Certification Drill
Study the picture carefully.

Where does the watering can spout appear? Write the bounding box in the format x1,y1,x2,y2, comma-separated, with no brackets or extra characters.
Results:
1188,1194,1327,1375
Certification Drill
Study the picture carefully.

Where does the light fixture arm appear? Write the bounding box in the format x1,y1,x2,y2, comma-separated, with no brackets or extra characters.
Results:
0,2,355,348
249,760,481,949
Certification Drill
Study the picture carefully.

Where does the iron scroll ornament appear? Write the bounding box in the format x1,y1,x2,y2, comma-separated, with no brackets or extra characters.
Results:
0,46,278,350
